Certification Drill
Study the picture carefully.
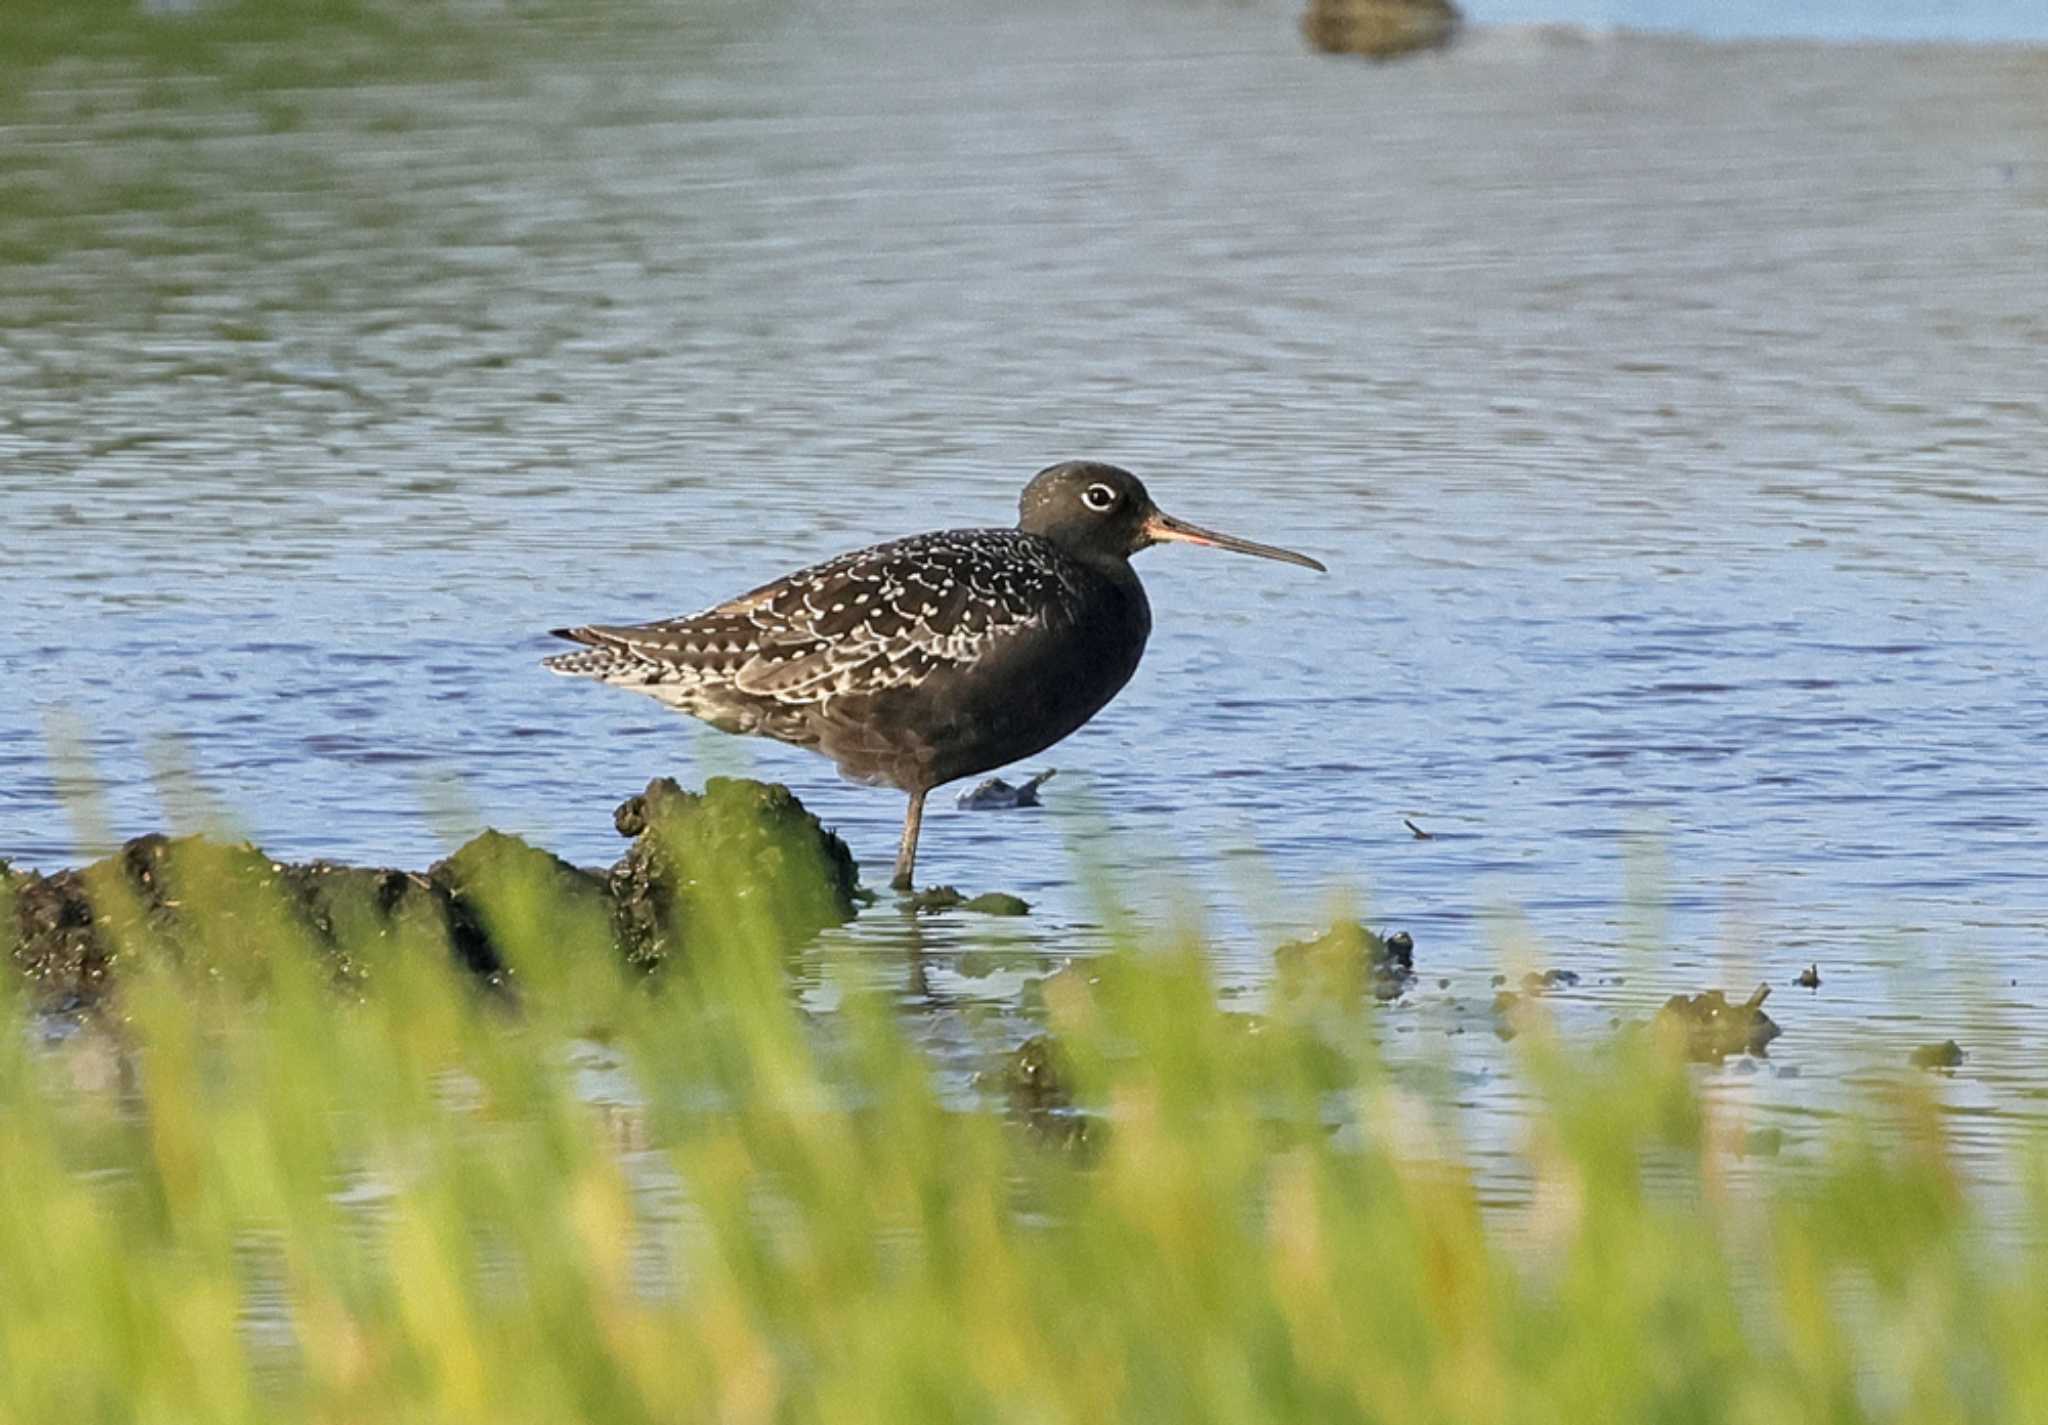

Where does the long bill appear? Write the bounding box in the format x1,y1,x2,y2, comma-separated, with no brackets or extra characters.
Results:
1140,510,1328,572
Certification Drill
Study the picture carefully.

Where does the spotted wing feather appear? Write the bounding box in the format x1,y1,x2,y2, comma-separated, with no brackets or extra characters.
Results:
545,529,1080,712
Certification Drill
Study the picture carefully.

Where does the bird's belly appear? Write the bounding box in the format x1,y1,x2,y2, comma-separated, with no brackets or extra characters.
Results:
821,614,1146,791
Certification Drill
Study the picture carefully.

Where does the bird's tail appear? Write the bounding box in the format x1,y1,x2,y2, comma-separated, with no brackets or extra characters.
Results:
542,626,628,678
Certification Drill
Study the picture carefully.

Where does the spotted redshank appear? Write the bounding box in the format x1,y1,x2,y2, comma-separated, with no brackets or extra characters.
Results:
544,461,1325,890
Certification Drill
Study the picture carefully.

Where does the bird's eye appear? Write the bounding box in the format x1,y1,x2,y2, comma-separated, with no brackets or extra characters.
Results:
1082,483,1118,512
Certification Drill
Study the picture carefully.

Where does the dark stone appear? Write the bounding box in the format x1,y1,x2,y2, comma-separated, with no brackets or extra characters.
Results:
955,769,1057,810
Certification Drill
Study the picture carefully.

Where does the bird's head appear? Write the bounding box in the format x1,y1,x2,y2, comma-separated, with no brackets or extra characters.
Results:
1016,461,1327,572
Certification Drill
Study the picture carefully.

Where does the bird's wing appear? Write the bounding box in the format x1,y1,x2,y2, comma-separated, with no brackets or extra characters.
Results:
549,530,1079,703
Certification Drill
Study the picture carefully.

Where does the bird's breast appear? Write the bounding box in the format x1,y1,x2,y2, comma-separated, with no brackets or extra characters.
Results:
903,561,1149,786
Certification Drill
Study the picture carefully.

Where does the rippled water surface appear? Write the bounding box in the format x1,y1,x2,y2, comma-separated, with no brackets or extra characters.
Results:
4,2,2047,1185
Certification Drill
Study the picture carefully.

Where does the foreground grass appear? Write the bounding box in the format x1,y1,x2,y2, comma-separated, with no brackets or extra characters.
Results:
2,846,2046,1424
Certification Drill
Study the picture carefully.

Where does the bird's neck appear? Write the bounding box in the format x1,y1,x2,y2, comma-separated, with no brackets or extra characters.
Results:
1028,529,1138,584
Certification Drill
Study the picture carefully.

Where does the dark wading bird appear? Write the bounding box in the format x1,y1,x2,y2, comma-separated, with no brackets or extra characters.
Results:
544,461,1326,890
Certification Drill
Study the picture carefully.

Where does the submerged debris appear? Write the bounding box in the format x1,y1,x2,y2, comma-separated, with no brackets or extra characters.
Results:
955,769,1057,810
985,1033,1094,1151
1910,1040,1965,1071
1274,922,1416,1003
1654,984,1781,1063
998,1034,1072,1116
1738,1126,1787,1159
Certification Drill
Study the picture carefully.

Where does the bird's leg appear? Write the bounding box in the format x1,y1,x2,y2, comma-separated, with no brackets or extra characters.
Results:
892,787,927,892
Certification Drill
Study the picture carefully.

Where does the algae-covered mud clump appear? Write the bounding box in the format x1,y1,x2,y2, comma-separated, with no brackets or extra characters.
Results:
608,777,858,970
1274,921,1416,1003
1911,1039,1965,1071
6,833,296,1007
4,778,859,1011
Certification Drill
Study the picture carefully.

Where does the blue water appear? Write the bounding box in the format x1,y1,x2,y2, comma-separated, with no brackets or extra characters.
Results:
1476,0,2048,41
3,0,2046,1189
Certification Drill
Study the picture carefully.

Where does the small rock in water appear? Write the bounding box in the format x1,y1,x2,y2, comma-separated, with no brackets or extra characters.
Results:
904,885,1031,916
1794,964,1821,989
1490,970,1578,1032
955,769,1057,810
982,1034,1094,1151
1910,1039,1964,1071
996,1034,1072,1115
1653,984,1781,1063
1274,922,1416,1002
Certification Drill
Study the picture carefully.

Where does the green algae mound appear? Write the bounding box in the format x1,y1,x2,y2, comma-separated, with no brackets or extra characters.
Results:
4,778,859,1012
1273,921,1416,1004
609,777,859,971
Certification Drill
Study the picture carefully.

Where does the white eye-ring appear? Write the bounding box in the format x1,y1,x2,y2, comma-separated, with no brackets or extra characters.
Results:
1082,482,1118,512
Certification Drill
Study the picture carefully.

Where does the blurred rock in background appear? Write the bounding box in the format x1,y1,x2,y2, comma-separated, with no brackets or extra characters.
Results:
1303,0,1460,58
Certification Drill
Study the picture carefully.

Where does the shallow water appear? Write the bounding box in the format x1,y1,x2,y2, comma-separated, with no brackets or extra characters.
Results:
4,1,2047,1184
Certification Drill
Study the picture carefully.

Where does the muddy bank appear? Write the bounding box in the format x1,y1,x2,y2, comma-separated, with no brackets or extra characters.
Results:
2,778,859,1013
